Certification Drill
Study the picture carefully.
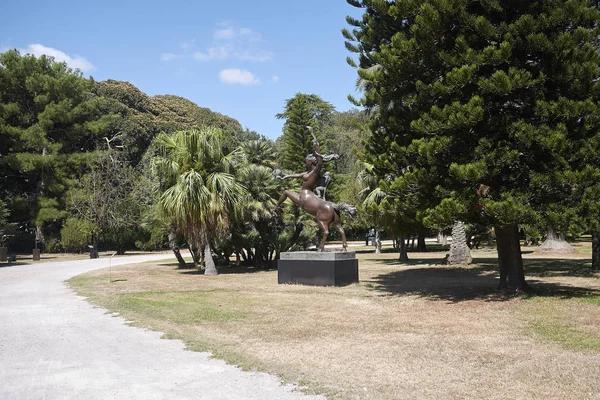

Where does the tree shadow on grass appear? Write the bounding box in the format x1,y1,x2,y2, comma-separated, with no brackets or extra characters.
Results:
178,264,277,276
473,257,596,278
368,257,599,302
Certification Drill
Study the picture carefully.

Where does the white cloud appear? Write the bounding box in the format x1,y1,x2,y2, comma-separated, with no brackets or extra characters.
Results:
161,52,183,62
161,22,273,65
235,50,273,62
214,28,235,39
219,69,260,85
194,46,229,61
180,39,196,50
271,75,280,83
20,44,95,72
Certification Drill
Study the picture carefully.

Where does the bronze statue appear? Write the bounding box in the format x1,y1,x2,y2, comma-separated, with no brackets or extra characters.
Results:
315,171,331,200
276,127,356,251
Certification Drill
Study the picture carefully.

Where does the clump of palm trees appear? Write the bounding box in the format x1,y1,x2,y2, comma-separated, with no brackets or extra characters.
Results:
151,127,315,275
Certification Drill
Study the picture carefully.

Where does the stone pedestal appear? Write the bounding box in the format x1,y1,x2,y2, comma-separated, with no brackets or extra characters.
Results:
277,251,358,286
32,249,41,261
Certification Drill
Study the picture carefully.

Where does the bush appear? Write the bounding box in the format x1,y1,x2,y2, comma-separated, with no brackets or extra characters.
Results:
61,218,95,253
44,237,63,253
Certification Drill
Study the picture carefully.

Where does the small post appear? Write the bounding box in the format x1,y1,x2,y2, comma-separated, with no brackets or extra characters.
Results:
109,252,117,282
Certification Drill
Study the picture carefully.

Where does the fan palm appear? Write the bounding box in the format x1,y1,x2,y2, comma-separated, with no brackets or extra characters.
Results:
239,139,276,168
153,127,246,275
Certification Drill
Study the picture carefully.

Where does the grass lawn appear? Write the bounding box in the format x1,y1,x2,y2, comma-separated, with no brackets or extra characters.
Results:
68,244,600,400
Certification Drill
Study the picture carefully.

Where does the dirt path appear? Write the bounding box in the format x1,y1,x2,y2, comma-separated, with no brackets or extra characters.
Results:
0,255,323,400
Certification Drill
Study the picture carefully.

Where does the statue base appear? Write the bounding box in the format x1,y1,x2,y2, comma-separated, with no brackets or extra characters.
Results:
277,251,358,286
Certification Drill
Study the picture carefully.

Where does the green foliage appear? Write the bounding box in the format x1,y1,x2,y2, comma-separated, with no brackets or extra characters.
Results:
60,218,95,252
321,109,371,175
0,200,8,231
276,93,334,170
66,150,141,252
152,127,247,265
346,0,600,234
0,49,113,243
94,80,245,165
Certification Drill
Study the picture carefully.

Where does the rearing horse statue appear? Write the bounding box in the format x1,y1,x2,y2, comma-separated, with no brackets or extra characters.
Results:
276,127,357,251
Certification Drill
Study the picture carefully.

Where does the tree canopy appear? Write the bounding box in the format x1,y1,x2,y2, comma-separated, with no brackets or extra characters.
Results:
345,0,600,289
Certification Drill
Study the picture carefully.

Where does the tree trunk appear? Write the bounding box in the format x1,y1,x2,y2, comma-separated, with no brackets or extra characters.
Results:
535,228,577,254
592,230,600,271
399,235,409,261
168,232,187,268
448,221,471,265
204,243,218,275
417,233,427,252
189,243,201,268
494,225,531,293
375,229,382,254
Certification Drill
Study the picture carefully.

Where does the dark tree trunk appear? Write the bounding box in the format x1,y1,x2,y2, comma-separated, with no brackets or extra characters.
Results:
494,225,531,293
204,243,218,275
399,235,409,261
592,230,600,271
188,243,202,268
168,232,187,268
417,233,427,252
90,232,99,258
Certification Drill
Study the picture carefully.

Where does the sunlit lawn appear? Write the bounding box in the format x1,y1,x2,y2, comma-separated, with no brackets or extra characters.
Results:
68,244,600,400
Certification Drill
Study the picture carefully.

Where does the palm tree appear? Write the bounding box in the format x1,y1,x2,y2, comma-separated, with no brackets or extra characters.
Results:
239,139,275,168
152,127,247,275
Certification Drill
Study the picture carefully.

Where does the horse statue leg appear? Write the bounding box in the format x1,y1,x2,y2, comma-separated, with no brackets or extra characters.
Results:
316,220,329,252
333,221,348,251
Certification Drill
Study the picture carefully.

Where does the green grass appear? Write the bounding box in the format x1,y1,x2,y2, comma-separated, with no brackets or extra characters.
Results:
526,297,600,352
530,321,600,352
113,290,248,325
580,295,600,305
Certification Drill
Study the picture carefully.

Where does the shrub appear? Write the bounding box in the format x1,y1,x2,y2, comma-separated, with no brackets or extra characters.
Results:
61,218,95,253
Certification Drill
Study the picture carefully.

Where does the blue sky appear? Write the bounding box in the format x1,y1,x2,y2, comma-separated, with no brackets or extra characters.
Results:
1,0,364,139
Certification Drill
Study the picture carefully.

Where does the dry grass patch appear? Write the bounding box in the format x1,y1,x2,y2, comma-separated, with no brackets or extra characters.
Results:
69,250,600,400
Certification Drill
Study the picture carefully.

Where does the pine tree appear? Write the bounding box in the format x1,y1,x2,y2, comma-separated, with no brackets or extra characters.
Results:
345,0,600,291
275,93,334,171
0,50,116,246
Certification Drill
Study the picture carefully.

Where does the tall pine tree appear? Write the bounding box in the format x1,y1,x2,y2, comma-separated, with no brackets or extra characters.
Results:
275,93,334,170
345,0,600,291
0,50,116,245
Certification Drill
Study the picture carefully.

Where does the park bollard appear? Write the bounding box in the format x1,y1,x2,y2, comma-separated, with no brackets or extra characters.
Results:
88,245,99,259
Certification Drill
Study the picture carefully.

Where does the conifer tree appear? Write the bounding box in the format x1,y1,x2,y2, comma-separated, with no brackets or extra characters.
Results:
275,93,334,170
0,50,116,244
345,0,600,291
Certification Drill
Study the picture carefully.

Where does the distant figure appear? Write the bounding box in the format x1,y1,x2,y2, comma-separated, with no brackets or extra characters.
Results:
315,171,331,201
272,168,283,180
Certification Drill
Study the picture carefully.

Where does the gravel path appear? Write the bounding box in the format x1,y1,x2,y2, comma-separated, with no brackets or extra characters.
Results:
0,254,324,400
